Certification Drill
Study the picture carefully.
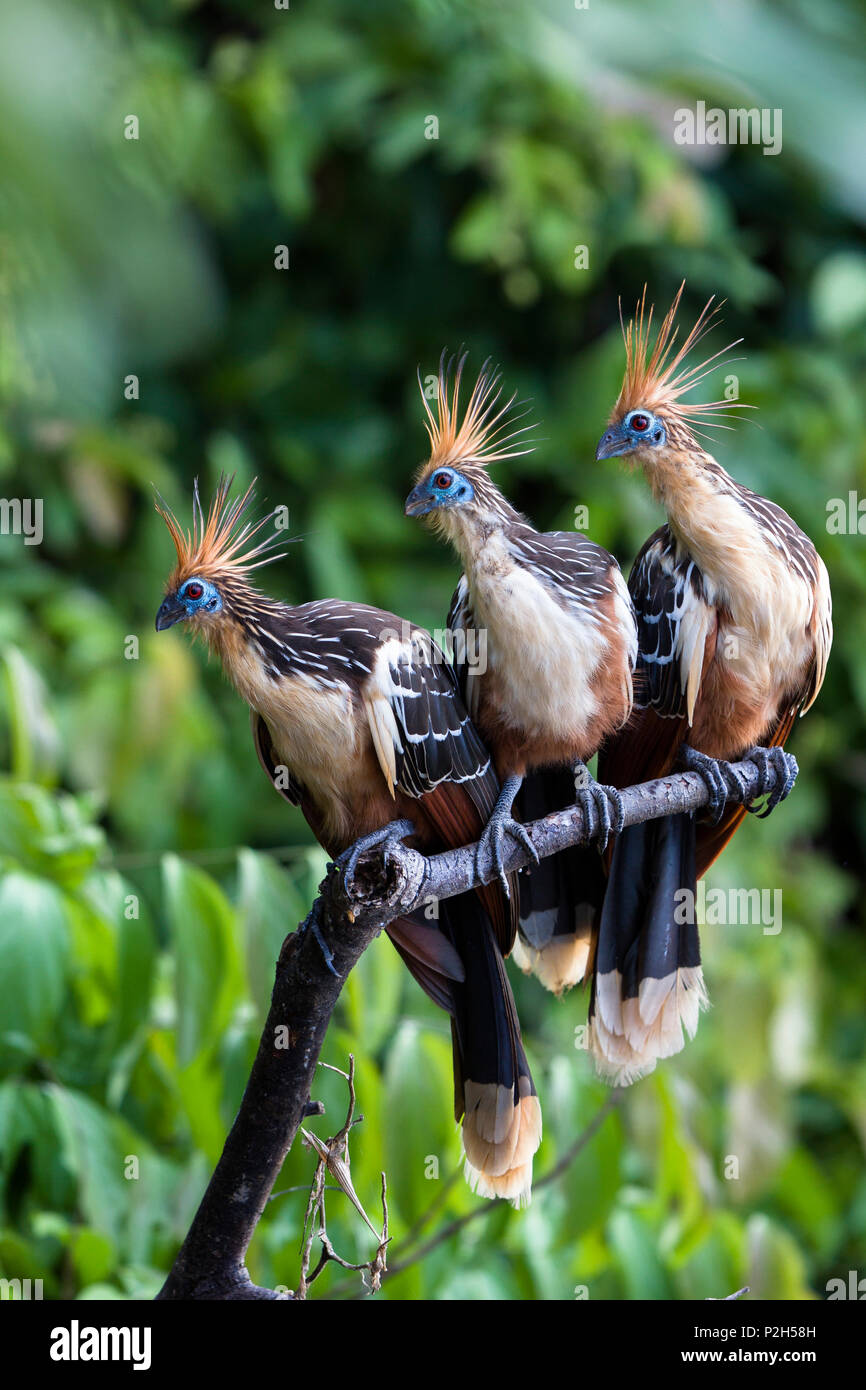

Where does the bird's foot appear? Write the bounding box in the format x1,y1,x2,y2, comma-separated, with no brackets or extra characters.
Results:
678,745,749,825
742,745,798,818
475,774,538,897
299,898,338,977
336,818,416,897
573,763,625,851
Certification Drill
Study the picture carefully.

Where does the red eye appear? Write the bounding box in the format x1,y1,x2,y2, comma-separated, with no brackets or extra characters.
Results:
185,581,204,600
433,471,453,490
630,413,649,432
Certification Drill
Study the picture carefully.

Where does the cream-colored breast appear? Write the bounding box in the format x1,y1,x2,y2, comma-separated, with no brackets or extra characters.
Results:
467,533,606,741
258,672,362,782
259,671,372,845
669,481,816,699
212,623,365,808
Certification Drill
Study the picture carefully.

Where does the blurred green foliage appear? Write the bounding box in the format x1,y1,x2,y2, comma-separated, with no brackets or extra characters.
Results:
0,0,864,1300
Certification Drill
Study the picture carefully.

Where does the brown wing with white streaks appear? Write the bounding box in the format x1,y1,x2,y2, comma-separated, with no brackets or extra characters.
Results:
361,622,519,954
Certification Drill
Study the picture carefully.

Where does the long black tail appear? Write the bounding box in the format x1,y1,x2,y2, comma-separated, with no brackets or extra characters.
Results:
512,767,608,994
440,892,541,1207
588,811,708,1085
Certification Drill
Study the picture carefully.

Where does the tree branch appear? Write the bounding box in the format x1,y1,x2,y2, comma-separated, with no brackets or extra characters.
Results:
156,756,783,1300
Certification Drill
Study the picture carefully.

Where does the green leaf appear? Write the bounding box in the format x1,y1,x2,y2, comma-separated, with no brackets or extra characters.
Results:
438,1268,514,1300
44,1087,133,1250
0,1229,45,1284
70,1227,115,1286
0,646,61,784
64,897,116,1028
383,1021,460,1227
237,848,306,1020
0,1081,33,1201
812,252,866,336
546,1058,624,1241
176,1052,230,1164
3,1084,77,1212
341,933,403,1057
0,873,70,1047
81,870,156,1047
161,854,242,1066
772,1148,840,1262
607,1207,673,1300
745,1214,814,1299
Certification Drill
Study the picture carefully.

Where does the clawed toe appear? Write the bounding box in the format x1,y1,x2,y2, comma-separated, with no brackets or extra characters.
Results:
576,782,624,850
299,900,338,976
679,746,742,824
680,743,798,823
475,817,538,897
744,746,798,818
474,774,535,896
337,818,415,895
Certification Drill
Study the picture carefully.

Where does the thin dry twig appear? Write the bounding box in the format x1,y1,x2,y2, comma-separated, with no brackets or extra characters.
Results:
294,1056,390,1299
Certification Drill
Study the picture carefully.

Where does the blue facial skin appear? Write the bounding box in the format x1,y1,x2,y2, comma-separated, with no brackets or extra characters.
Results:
595,409,667,460
155,576,223,631
404,468,476,518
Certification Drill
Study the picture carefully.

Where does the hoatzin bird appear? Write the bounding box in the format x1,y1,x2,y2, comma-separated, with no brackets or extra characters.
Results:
154,478,541,1205
405,355,638,997
589,284,833,1083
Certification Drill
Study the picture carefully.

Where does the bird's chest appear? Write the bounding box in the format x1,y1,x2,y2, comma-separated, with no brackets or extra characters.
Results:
668,486,815,699
212,622,389,851
696,550,814,697
261,676,361,781
466,547,604,745
260,673,381,847
223,635,363,788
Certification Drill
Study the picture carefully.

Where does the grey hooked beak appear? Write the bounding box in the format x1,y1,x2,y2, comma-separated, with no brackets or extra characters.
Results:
404,484,434,518
595,424,631,461
155,595,186,631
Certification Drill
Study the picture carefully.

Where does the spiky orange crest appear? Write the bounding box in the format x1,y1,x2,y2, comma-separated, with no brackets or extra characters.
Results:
612,282,747,431
415,351,535,483
155,475,286,590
